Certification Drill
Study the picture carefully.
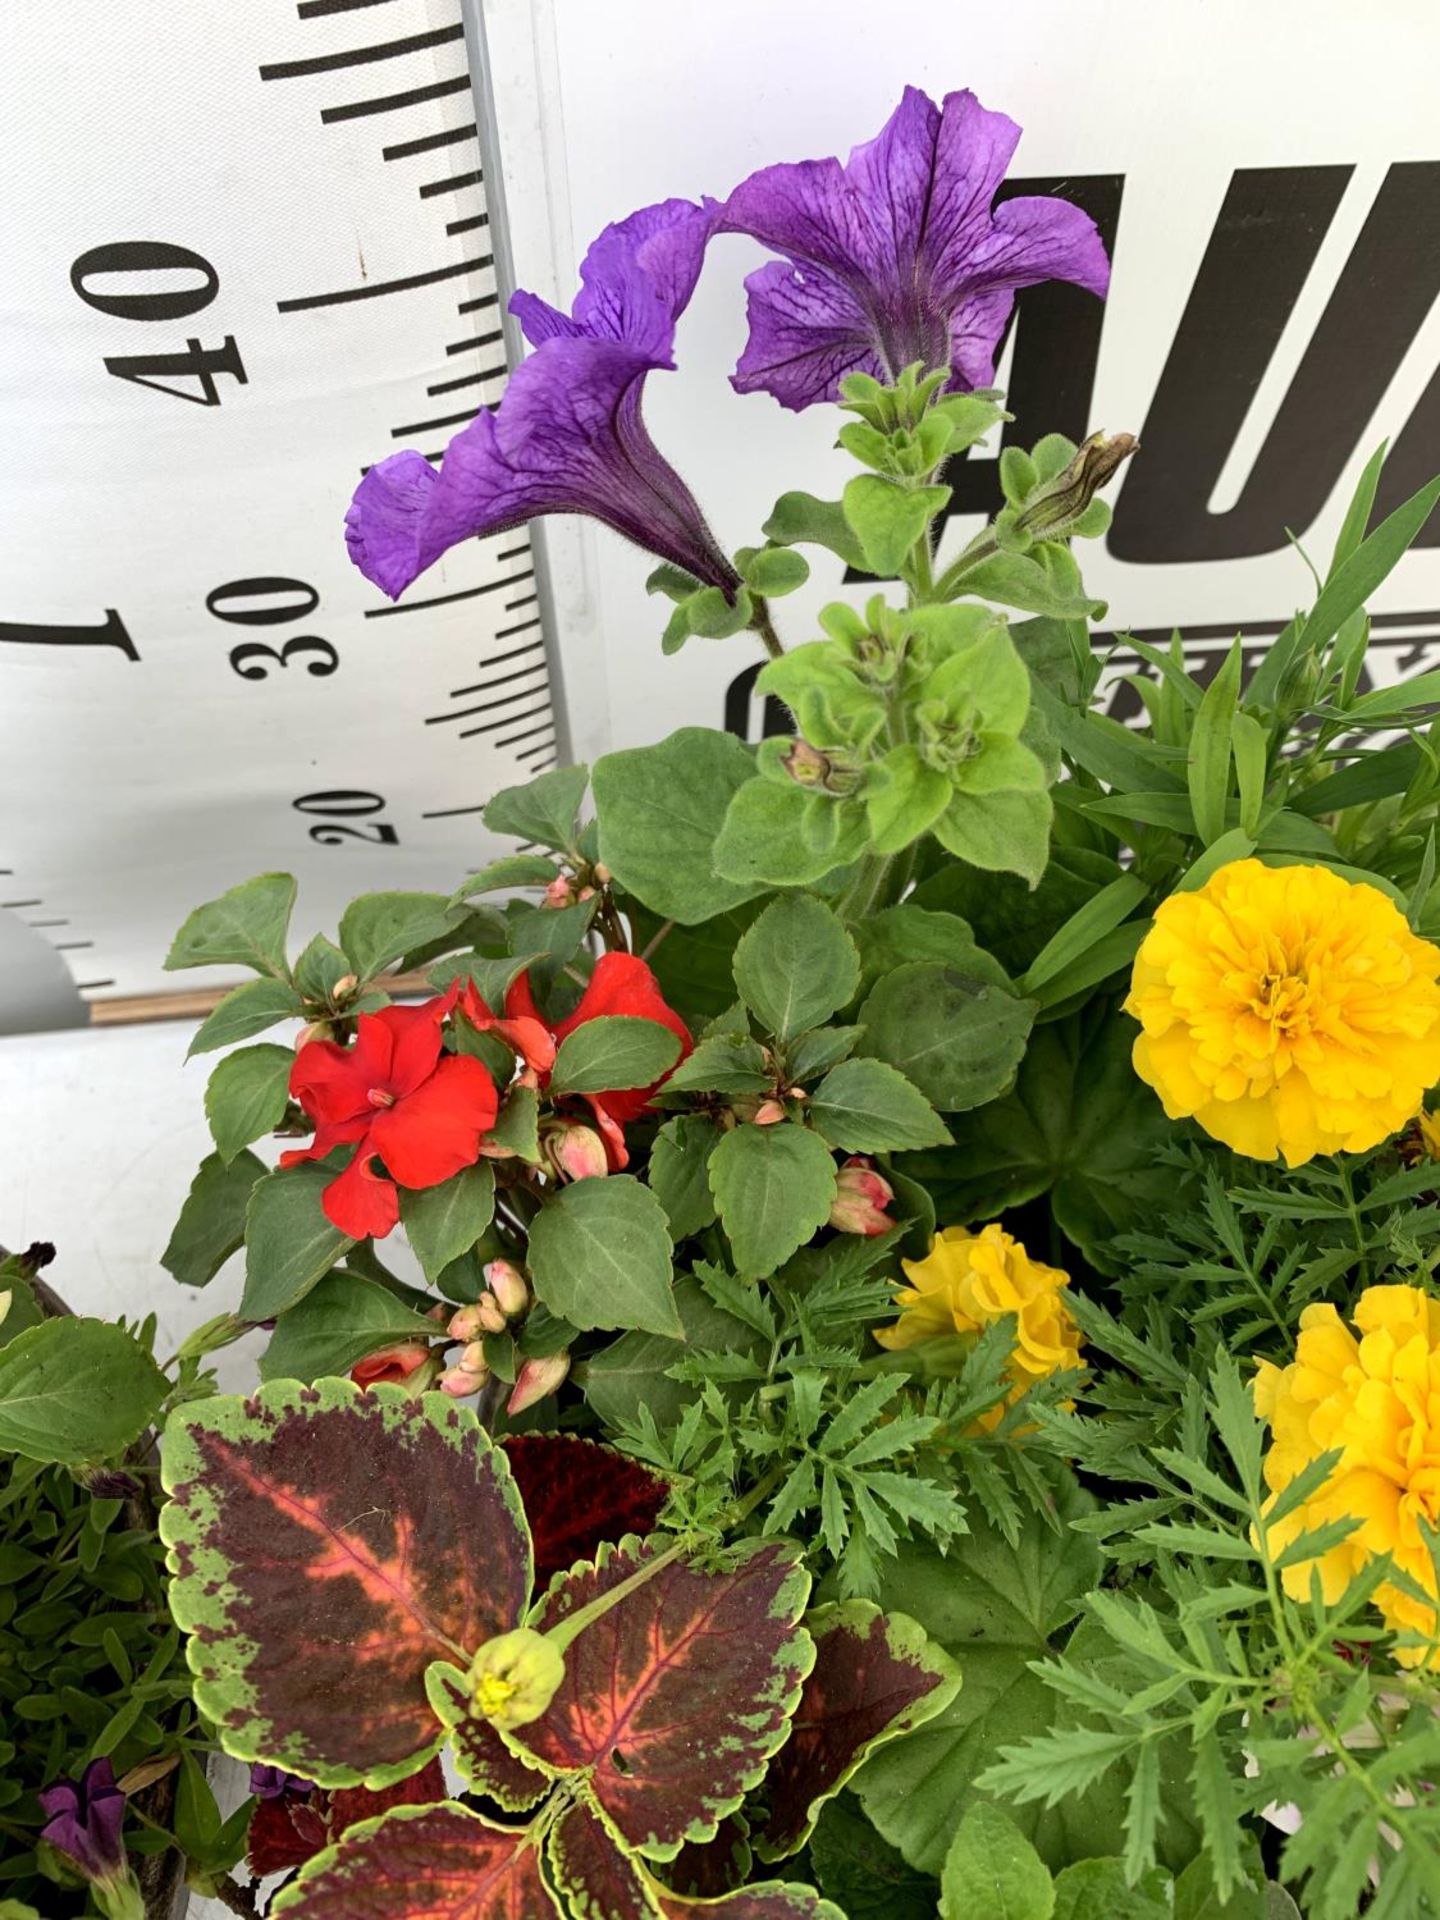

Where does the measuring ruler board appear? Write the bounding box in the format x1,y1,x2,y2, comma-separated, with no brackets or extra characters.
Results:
0,0,563,1011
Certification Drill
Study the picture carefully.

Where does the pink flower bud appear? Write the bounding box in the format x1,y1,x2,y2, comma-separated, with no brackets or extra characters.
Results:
438,1340,491,1398
477,1294,509,1335
508,1350,571,1416
753,1100,787,1126
448,1304,485,1343
547,1122,610,1182
484,1260,529,1317
828,1157,894,1236
543,875,577,909
592,863,612,886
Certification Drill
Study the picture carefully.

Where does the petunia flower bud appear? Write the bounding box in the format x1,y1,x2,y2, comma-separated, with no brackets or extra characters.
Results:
476,1293,509,1335
829,1157,895,1236
547,1123,610,1182
508,1350,571,1415
439,1341,491,1398
484,1259,529,1317
1014,431,1136,540
467,1626,566,1729
39,1758,144,1916
781,738,864,795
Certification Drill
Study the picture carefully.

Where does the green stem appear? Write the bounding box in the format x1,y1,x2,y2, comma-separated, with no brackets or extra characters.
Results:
931,530,999,603
835,853,897,922
536,1534,692,1650
751,598,785,660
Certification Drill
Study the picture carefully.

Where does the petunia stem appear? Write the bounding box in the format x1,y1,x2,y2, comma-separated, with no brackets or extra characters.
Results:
750,597,785,659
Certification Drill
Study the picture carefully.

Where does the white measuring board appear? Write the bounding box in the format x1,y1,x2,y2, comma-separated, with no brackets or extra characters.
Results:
0,0,562,1013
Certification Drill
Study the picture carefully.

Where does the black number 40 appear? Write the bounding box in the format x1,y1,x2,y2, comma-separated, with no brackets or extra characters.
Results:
71,241,247,408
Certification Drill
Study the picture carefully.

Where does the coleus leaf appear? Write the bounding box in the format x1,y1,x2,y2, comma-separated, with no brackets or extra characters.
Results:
160,1381,532,1785
753,1602,961,1860
549,1800,845,1920
426,1663,552,1812
269,1802,555,1918
512,1536,813,1857
247,1759,447,1875
501,1432,670,1588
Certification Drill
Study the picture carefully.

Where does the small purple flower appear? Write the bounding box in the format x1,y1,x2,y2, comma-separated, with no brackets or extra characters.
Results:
721,86,1111,411
38,1756,127,1884
347,199,739,601
248,1762,315,1802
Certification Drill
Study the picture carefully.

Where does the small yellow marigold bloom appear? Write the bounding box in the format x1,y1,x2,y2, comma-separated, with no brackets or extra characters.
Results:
1255,1284,1440,1667
1125,859,1440,1166
874,1223,1082,1428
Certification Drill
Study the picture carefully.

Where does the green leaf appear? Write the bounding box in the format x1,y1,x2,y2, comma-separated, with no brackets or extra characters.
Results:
683,584,754,639
843,476,952,576
764,489,870,571
592,728,767,923
858,963,1034,1112
940,1802,1055,1920
810,1058,952,1153
733,894,860,1040
708,1122,838,1277
0,1319,167,1465
854,904,1011,999
581,1275,762,1428
1187,639,1242,845
239,1165,355,1321
453,854,562,900
399,1164,496,1284
1296,467,1440,658
933,786,1054,886
786,1023,866,1082
714,780,870,887
955,553,1102,620
664,1031,773,1095
738,544,811,597
483,763,588,851
166,872,296,976
294,933,353,1003
188,976,305,1056
854,1480,1109,1876
258,1273,438,1383
1231,712,1269,839
1015,875,1148,997
1052,1859,1172,1920
205,1043,293,1164
550,1014,682,1095
527,1176,680,1336
163,1150,267,1287
905,1005,1177,1272
487,1084,542,1163
648,1116,722,1239
339,892,462,981
810,1790,940,1920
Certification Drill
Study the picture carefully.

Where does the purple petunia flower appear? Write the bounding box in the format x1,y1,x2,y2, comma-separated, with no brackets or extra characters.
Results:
39,1756,127,1884
249,1762,315,1802
346,199,739,601
720,86,1111,412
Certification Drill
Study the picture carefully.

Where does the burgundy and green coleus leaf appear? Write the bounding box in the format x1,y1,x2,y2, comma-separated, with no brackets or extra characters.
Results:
160,1379,532,1787
269,1802,555,1919
276,1797,844,1919
509,1535,814,1858
502,1431,669,1588
750,1601,962,1861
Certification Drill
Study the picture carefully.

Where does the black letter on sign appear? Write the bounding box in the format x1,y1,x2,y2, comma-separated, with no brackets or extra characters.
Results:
1111,163,1440,563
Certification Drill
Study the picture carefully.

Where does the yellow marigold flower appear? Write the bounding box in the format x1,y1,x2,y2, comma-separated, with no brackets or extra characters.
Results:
1125,859,1440,1166
1255,1284,1440,1667
874,1223,1083,1428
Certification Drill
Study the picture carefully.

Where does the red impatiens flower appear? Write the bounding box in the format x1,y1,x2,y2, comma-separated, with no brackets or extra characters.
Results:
467,952,690,1170
349,1340,432,1389
283,987,498,1240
